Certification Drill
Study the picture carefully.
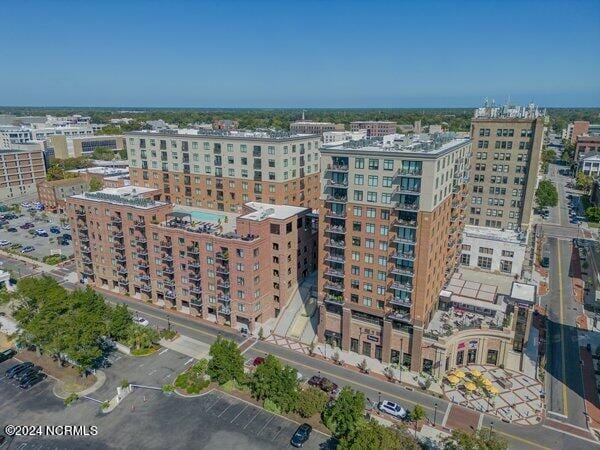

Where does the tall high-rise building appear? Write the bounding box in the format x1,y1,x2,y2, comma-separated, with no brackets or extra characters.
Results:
316,133,470,371
125,130,322,211
467,103,545,231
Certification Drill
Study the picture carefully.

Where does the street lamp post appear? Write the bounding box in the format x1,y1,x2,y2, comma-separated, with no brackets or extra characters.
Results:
489,421,494,439
167,315,171,331
378,391,381,405
433,402,438,427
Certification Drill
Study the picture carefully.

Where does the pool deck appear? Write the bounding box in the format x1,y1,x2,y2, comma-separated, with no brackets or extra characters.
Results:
173,205,239,233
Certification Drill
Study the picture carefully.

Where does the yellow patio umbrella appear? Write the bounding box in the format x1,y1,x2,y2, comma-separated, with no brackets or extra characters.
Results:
464,382,477,391
446,375,460,385
482,378,492,386
487,386,499,395
469,369,482,378
454,370,466,379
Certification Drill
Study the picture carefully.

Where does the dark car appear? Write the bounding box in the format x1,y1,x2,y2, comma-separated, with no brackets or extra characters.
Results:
0,348,16,363
20,372,46,389
307,375,323,387
290,423,312,448
50,226,61,234
252,357,265,367
6,227,17,232
6,361,33,379
62,233,72,241
20,222,34,229
15,366,42,382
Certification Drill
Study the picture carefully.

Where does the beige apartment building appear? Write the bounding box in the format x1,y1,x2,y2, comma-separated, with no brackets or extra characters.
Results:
66,186,317,333
316,133,471,371
50,134,126,159
126,130,321,212
350,121,397,137
467,104,545,231
0,147,46,200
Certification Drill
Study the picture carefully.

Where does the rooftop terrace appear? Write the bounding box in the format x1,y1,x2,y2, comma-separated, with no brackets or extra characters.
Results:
71,186,163,209
127,129,317,141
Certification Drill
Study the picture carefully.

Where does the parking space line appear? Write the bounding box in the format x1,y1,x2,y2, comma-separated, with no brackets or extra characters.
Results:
217,403,233,417
243,410,260,429
230,404,247,423
257,416,273,435
206,396,223,412
158,348,169,356
272,425,285,441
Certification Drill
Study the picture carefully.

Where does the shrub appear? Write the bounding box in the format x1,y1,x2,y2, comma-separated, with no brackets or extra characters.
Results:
263,398,282,414
159,328,177,340
162,384,175,394
297,386,328,418
120,379,130,389
64,393,79,406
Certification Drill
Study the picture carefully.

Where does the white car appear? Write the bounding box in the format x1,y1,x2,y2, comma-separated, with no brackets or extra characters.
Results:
62,224,71,230
0,240,10,247
378,400,407,419
133,316,150,327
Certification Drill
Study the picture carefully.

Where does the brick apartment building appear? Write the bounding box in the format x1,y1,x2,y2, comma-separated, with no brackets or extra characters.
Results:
290,121,344,135
66,186,317,333
574,135,600,161
0,147,46,201
37,177,90,212
350,121,397,137
126,130,321,212
316,133,471,371
467,103,545,231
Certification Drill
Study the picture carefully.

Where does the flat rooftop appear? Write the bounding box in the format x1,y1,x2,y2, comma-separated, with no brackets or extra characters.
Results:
321,133,469,157
242,202,308,221
510,282,537,305
463,225,527,244
126,129,317,141
71,186,164,209
67,167,129,176
473,103,544,120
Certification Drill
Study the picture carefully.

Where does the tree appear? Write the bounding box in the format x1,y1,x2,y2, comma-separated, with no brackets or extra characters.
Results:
323,387,365,438
541,149,556,163
535,180,558,208
207,336,245,384
338,420,420,450
443,428,508,450
296,386,329,418
107,304,132,341
118,148,128,159
409,404,426,422
91,147,116,161
250,354,299,413
89,178,103,192
586,206,600,223
576,172,593,192
126,325,158,351
46,164,65,181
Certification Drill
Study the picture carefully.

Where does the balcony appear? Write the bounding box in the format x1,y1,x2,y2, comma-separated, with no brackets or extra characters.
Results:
189,273,201,282
76,209,86,217
111,216,122,225
134,220,146,229
161,240,172,249
139,274,150,281
217,280,230,289
395,202,419,212
114,243,125,252
82,268,94,276
324,282,344,293
393,218,418,228
137,248,148,257
140,284,152,293
163,266,174,274
324,253,345,264
115,254,126,263
219,306,231,315
137,261,149,269
323,295,344,305
163,279,175,288
391,252,415,261
113,231,124,239
187,246,199,255
190,286,202,294
117,266,128,275
79,234,89,242
81,246,91,254
190,298,202,307
324,268,345,278
162,254,173,263
325,210,347,219
390,282,413,293
387,310,411,323
118,279,129,286
325,225,345,235
216,266,229,275
79,225,88,233
218,295,231,303
188,261,200,269
391,266,414,277
165,291,176,300
325,179,348,188
324,239,346,249
393,186,421,195
325,164,349,173
324,195,348,205
390,297,412,308
216,251,229,261
137,236,147,244
392,235,416,245
395,168,422,177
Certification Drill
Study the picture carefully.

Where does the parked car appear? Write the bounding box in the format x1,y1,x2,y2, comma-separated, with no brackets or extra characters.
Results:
290,423,312,448
252,357,265,367
0,240,10,247
6,362,33,379
307,375,323,387
133,316,149,327
15,366,42,382
378,400,407,419
62,224,71,230
21,245,35,253
0,348,16,363
20,372,46,389
62,233,72,240
35,229,48,237
20,222,34,229
49,226,61,234
6,227,17,232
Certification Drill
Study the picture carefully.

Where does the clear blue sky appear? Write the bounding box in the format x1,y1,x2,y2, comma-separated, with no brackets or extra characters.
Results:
1,0,599,107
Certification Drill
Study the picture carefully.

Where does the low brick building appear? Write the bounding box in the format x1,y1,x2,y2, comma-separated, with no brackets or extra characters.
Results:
66,186,318,333
37,177,89,212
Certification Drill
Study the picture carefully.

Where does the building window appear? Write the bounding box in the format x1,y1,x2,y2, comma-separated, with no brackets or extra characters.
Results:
460,254,470,265
362,341,371,357
500,260,512,273
477,256,492,270
486,349,498,365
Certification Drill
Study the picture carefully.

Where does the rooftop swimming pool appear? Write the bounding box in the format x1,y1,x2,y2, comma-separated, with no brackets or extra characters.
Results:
189,210,225,224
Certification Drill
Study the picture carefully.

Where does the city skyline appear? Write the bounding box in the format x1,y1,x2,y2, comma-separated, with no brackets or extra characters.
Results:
1,0,599,107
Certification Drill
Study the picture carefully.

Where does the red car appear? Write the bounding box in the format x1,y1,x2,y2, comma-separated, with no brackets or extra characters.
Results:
252,357,265,367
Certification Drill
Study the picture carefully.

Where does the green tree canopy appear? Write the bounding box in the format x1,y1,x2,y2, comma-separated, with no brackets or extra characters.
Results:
91,147,116,161
297,386,329,418
89,177,103,192
541,149,556,163
338,420,420,450
107,304,132,341
443,428,508,450
207,336,245,384
576,172,593,191
250,354,299,413
323,386,365,438
535,179,558,208
46,164,66,181
585,206,600,223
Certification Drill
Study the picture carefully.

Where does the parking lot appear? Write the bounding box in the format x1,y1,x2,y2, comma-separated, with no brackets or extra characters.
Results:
0,209,73,261
0,349,331,449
